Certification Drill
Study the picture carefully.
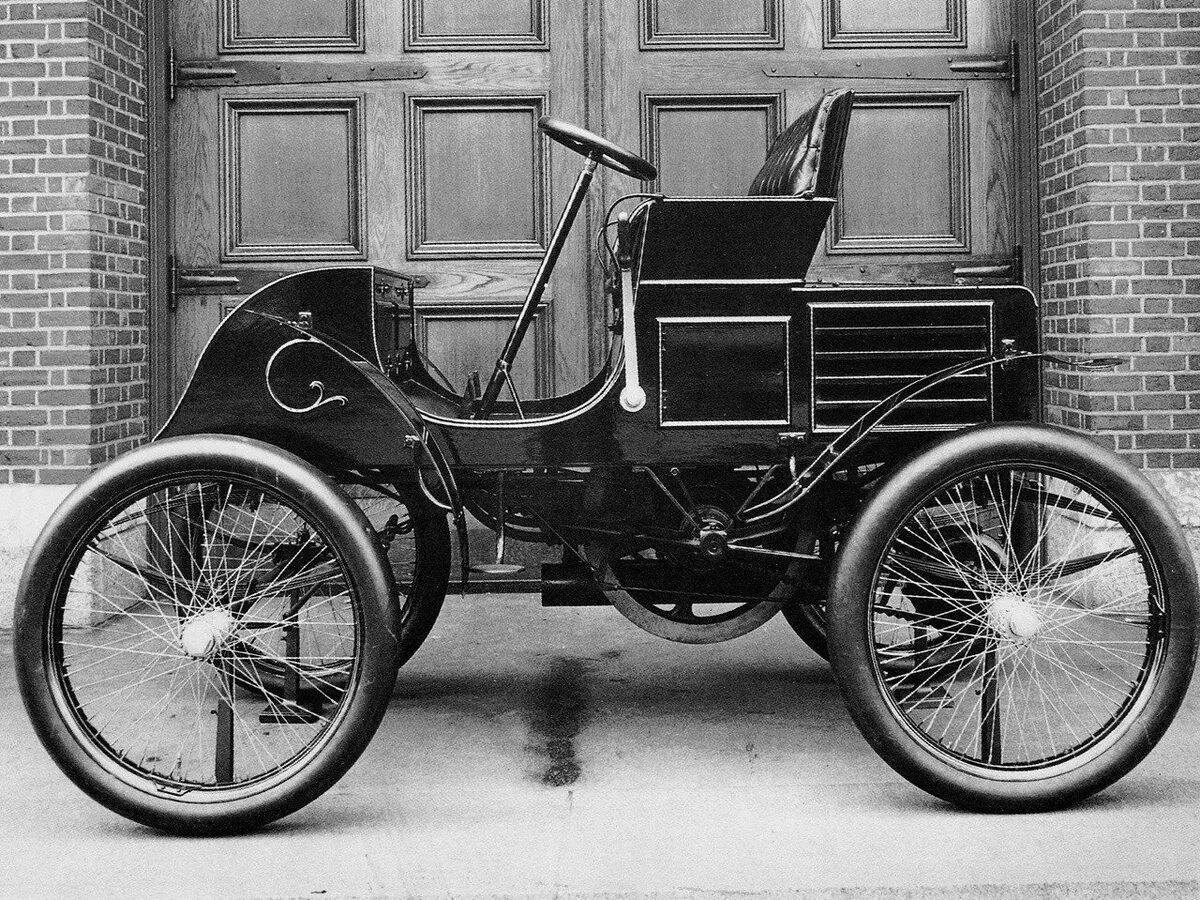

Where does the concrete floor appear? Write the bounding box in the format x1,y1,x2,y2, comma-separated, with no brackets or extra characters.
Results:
2,595,1200,900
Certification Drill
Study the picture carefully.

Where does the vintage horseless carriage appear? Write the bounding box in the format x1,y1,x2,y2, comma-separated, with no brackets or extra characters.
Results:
14,91,1199,834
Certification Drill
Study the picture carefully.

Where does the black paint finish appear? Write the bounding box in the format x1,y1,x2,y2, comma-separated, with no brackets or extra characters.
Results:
158,266,425,471
637,198,835,283
659,318,789,425
159,267,1039,477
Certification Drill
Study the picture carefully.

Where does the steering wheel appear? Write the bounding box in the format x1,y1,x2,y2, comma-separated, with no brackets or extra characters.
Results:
538,116,657,182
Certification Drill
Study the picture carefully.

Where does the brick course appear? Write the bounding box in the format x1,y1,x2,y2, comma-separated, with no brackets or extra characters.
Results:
0,0,148,486
1038,0,1200,469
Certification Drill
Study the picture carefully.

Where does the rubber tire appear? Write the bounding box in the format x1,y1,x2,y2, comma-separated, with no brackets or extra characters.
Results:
393,498,450,667
14,435,402,835
782,595,829,660
781,531,831,660
827,423,1200,812
346,486,450,668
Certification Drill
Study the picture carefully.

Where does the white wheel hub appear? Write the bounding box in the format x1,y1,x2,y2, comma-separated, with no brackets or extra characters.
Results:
180,608,237,659
988,593,1042,643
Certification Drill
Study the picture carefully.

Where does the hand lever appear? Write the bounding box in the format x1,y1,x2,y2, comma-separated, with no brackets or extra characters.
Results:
616,212,645,413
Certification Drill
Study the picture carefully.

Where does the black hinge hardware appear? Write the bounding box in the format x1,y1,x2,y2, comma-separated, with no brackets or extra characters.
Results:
948,39,1019,93
765,39,1018,91
169,45,425,100
953,245,1024,284
168,255,243,312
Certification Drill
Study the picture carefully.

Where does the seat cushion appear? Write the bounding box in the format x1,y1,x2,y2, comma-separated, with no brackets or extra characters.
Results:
749,89,853,198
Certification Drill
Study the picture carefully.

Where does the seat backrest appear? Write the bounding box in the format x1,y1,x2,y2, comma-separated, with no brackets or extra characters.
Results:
748,89,854,198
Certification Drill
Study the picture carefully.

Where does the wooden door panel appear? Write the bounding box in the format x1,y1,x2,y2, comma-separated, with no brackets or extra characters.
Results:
406,96,548,257
416,301,552,400
222,0,362,50
223,97,365,259
167,0,1027,411
410,0,548,48
643,94,783,196
642,0,784,48
603,0,1020,287
169,0,588,406
826,0,966,46
832,91,968,253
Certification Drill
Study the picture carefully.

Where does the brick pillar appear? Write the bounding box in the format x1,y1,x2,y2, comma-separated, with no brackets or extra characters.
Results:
1037,0,1200,522
0,0,148,624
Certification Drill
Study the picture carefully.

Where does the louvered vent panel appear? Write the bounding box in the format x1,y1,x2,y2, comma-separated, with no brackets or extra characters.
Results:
811,301,993,432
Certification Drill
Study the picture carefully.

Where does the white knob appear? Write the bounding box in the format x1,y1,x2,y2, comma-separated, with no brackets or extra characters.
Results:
620,385,646,413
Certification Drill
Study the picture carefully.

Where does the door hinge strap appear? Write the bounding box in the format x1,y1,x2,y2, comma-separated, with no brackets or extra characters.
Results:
766,42,1018,90
169,49,426,99
953,245,1023,283
168,255,243,312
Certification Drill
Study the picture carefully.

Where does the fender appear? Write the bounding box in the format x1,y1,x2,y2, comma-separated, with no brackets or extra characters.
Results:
157,269,469,574
737,349,1122,526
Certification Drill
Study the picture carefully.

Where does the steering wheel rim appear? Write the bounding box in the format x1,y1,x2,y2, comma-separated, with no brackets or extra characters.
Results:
538,116,657,182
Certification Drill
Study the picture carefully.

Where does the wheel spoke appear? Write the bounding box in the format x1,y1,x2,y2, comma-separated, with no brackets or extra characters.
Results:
863,460,1165,773
45,470,367,798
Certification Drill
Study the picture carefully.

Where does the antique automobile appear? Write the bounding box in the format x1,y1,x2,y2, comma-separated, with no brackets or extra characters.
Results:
14,90,1199,835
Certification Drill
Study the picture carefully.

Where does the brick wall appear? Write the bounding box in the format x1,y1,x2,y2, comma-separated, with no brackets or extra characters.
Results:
1038,0,1200,472
0,0,148,486
0,0,148,625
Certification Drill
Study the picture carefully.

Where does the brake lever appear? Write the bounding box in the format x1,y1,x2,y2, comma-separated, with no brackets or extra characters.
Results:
615,212,646,413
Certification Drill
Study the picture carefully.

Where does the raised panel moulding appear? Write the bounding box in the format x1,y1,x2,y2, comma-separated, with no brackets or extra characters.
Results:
829,91,970,255
406,0,549,50
415,300,554,398
221,96,367,262
220,0,364,52
406,95,549,259
640,0,783,49
824,0,966,48
641,93,784,196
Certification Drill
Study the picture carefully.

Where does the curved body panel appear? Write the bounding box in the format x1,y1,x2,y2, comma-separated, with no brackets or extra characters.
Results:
158,267,425,472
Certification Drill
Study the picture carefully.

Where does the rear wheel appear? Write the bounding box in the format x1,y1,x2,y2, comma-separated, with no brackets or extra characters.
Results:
828,424,1199,811
14,436,401,834
345,485,450,668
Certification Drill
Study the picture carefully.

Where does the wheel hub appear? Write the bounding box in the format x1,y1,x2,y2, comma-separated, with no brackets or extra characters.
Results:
693,505,731,562
697,525,728,561
180,608,237,659
987,593,1042,643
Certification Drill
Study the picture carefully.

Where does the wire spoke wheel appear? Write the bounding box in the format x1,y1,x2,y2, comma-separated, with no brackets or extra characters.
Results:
828,425,1198,811
15,437,401,834
873,471,1155,769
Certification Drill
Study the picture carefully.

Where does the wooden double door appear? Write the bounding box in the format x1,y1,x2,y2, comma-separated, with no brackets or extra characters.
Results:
165,0,1030,409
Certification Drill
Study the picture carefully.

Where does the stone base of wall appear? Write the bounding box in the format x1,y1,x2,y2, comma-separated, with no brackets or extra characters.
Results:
1146,470,1200,527
0,483,74,627
1145,472,1200,572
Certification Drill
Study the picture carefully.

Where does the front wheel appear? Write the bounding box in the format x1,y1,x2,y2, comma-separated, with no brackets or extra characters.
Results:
14,436,401,834
827,424,1199,812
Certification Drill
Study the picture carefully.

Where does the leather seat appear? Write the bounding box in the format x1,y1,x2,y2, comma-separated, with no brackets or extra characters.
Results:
749,89,854,198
